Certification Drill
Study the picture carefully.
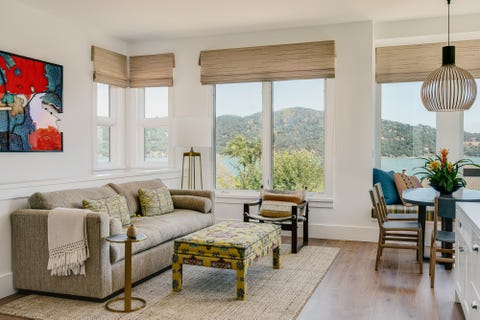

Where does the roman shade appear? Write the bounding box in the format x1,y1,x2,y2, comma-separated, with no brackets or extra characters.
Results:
376,39,480,83
198,40,335,85
129,53,175,87
91,46,128,88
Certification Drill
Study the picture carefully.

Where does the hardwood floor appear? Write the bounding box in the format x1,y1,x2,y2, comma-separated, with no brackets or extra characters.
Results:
0,239,464,320
298,239,464,320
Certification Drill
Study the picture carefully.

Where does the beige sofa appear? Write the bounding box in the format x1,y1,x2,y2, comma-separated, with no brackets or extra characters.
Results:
11,179,215,300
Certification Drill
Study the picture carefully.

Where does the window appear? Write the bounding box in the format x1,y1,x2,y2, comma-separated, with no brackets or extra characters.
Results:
95,83,124,168
463,79,480,189
135,87,169,166
215,79,326,193
380,82,436,174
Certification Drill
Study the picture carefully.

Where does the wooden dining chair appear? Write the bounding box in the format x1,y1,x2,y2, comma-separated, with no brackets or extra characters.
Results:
370,188,423,273
429,196,456,288
374,183,418,221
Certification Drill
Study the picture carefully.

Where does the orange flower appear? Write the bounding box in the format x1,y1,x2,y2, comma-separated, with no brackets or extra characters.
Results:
440,148,449,165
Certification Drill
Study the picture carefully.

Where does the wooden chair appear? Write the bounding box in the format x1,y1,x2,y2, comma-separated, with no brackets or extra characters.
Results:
370,188,423,273
244,197,308,254
374,183,418,221
429,196,456,288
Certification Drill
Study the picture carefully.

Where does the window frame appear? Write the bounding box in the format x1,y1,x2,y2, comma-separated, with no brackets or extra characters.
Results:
93,83,125,171
213,79,334,200
130,87,173,168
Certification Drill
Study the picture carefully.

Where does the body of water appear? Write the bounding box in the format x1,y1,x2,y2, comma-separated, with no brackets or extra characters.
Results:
381,156,480,175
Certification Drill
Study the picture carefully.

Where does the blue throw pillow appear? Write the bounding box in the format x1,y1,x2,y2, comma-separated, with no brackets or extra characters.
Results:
373,168,400,205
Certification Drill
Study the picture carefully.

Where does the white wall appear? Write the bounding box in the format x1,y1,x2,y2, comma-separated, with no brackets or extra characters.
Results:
0,0,130,298
0,0,127,184
128,21,378,242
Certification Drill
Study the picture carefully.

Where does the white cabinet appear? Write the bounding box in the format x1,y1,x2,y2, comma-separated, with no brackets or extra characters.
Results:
456,203,480,320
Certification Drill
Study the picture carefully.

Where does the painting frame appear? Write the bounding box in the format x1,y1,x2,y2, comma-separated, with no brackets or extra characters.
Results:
0,50,63,152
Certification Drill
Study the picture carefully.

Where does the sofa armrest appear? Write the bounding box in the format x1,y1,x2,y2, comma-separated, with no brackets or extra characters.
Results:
11,209,113,299
169,189,215,213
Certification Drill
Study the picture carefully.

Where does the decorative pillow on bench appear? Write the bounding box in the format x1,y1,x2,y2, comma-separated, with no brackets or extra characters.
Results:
393,172,422,206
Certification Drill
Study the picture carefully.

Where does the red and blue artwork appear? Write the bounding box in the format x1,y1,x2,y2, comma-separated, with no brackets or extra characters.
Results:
0,51,63,152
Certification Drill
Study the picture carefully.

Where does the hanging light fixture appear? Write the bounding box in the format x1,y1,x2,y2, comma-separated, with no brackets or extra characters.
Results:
421,0,477,112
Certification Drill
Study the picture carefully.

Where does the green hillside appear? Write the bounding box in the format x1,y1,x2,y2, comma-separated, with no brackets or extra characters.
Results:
216,108,480,157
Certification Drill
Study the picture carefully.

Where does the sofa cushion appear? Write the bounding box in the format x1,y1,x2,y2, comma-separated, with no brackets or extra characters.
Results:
138,186,174,216
373,168,400,205
83,195,131,225
109,218,123,236
107,179,166,215
29,186,117,210
172,195,212,213
110,210,215,263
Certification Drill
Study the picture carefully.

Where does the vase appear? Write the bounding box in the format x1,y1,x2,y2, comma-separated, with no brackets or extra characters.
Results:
429,183,463,196
127,224,138,238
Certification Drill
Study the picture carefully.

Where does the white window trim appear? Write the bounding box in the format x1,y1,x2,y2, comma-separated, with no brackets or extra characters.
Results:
93,84,125,171
129,87,173,169
213,79,335,201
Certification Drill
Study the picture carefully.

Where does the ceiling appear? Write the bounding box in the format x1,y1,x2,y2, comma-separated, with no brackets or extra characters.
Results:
16,0,480,41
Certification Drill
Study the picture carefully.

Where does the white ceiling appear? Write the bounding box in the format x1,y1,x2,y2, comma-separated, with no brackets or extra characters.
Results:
16,0,480,41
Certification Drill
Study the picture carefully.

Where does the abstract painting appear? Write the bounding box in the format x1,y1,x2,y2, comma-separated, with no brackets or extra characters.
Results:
0,51,63,152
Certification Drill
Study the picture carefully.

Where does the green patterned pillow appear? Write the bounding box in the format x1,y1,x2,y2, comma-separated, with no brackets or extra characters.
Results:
82,195,131,225
138,186,174,216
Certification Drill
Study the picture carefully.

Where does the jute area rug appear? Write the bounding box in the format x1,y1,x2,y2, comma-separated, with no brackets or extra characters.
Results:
0,246,339,320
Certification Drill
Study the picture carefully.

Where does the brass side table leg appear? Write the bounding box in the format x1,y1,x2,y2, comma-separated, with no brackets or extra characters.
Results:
106,237,146,313
124,241,132,311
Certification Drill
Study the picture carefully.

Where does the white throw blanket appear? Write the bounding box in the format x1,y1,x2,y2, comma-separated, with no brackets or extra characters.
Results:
47,208,90,276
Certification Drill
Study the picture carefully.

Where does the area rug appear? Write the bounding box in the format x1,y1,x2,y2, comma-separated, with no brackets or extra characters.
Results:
0,246,339,320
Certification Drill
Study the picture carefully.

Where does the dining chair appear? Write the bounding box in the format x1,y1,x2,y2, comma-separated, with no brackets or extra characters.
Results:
369,188,423,273
429,196,456,288
374,183,418,221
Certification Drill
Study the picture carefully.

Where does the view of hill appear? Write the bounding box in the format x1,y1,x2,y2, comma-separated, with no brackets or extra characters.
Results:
217,107,480,158
216,107,324,154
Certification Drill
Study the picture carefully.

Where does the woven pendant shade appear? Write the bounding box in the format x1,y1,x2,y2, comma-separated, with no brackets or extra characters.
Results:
421,59,477,112
421,0,477,112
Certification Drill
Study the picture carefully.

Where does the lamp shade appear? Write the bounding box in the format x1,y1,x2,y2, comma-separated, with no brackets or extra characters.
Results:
174,117,211,148
421,47,477,112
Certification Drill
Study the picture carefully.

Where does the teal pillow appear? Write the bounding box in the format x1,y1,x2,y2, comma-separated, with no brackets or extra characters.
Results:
373,168,400,205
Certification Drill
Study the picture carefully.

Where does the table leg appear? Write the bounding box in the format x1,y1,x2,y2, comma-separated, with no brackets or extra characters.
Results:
172,254,183,291
236,266,247,300
273,246,280,269
124,241,132,312
443,217,453,270
418,205,427,260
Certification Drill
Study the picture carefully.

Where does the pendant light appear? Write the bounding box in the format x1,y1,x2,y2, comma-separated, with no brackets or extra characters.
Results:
421,0,477,112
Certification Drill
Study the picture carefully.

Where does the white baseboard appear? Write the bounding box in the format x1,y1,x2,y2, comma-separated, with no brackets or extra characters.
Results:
0,272,15,299
215,218,379,242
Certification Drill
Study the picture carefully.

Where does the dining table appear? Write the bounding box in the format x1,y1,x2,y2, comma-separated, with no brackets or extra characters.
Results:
402,187,480,262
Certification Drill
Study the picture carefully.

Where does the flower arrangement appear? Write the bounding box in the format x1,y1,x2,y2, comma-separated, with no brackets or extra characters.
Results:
416,148,478,194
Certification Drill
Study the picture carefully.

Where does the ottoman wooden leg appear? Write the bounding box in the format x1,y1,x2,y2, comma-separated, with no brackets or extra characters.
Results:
236,266,247,300
273,246,280,269
172,254,183,291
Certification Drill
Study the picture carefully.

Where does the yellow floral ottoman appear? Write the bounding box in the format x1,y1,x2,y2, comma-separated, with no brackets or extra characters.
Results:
172,221,281,300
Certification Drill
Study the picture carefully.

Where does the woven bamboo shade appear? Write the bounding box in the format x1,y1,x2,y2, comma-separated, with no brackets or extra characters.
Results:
199,41,335,85
376,40,480,83
91,46,128,88
129,53,175,87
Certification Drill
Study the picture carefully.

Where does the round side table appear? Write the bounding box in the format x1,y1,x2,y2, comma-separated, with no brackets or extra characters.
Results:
105,233,147,313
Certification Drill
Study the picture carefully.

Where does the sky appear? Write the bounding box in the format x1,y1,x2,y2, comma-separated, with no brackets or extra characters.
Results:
382,80,480,133
215,79,325,117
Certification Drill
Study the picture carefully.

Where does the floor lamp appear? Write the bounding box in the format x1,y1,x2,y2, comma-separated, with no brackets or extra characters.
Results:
174,117,210,190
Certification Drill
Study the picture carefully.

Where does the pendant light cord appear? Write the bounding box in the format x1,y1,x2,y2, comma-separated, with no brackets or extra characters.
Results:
447,0,451,45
